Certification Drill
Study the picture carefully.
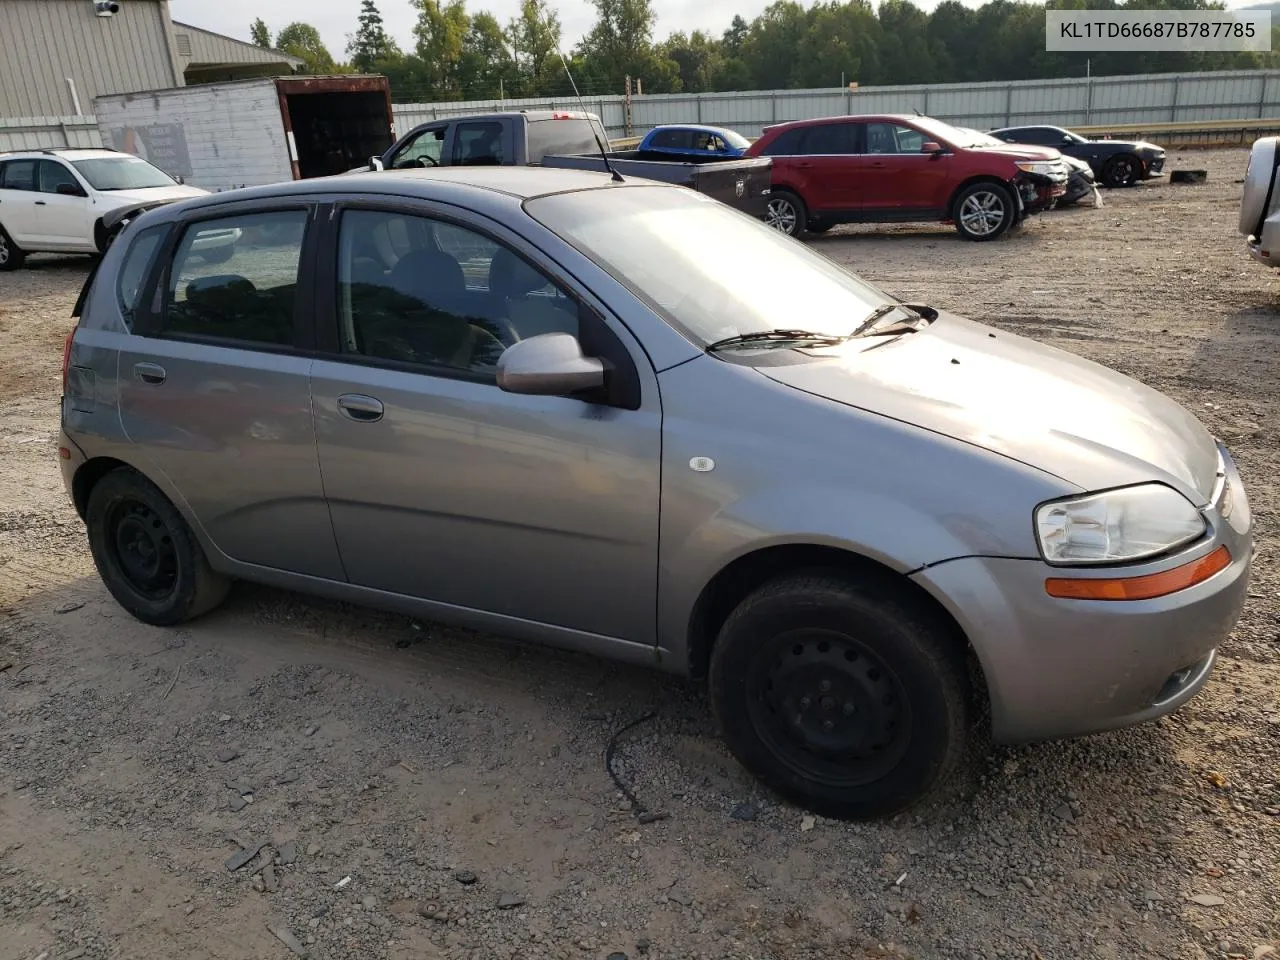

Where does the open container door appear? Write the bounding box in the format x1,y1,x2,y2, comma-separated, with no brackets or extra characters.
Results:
274,75,396,181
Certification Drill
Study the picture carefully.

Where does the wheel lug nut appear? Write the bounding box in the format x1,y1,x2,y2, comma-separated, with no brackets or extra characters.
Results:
819,680,831,693
843,702,855,716
822,720,834,732
799,696,811,710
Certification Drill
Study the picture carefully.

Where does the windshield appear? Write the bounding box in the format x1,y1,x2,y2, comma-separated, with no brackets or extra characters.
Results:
720,129,751,149
957,127,1006,147
71,156,177,191
526,187,887,347
907,116,989,148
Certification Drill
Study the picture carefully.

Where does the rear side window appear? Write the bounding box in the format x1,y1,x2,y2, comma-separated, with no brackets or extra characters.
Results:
803,123,858,155
759,128,807,156
160,210,307,347
1,159,37,191
651,129,691,149
117,224,168,326
453,121,505,166
527,119,603,163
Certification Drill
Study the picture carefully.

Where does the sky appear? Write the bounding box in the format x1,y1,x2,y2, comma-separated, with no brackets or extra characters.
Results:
169,0,1263,65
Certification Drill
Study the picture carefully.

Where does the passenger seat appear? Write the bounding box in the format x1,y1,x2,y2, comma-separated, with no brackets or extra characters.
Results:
487,248,578,340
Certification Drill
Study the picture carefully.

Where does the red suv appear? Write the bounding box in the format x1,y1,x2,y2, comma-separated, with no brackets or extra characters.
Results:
744,114,1069,241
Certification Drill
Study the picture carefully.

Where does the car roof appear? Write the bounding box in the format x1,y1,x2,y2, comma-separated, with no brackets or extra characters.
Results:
647,124,740,136
407,110,599,127
0,147,127,161
761,113,935,133
159,166,670,215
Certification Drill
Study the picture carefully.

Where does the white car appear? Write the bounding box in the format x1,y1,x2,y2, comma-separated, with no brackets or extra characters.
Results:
0,148,238,271
1240,135,1280,268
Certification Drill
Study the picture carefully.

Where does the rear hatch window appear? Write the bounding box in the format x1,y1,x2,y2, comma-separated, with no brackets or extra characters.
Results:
528,119,606,163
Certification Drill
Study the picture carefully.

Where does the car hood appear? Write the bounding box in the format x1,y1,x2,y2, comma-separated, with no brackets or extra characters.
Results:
967,143,1063,161
757,310,1220,504
98,184,207,207
1090,139,1163,153
1061,154,1093,174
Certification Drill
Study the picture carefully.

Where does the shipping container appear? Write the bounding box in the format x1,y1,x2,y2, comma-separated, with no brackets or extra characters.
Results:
93,75,395,192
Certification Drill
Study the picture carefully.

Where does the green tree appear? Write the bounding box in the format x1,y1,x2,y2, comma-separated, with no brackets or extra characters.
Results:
507,0,562,95
460,11,515,97
276,22,338,74
659,31,723,93
578,0,680,92
412,0,472,98
348,0,401,73
250,18,271,48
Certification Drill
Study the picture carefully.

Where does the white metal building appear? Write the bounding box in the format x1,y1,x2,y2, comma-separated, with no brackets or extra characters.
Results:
0,0,300,149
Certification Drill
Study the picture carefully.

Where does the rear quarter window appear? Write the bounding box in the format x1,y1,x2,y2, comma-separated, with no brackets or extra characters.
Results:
116,224,169,328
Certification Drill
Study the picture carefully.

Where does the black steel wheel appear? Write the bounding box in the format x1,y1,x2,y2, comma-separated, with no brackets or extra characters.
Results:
86,467,230,625
710,572,971,820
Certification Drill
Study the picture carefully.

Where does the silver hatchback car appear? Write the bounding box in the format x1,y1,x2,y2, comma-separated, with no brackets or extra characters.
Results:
59,168,1252,819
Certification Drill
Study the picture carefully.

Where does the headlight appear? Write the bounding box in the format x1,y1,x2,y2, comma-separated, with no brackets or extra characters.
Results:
1015,160,1059,175
1035,483,1207,565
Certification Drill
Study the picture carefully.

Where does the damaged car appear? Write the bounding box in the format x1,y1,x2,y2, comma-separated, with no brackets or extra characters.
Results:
745,114,1068,240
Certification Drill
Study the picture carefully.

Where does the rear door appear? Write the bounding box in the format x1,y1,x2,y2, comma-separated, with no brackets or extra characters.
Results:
116,203,344,579
788,122,860,215
0,159,42,245
450,120,512,166
37,160,94,250
859,121,954,217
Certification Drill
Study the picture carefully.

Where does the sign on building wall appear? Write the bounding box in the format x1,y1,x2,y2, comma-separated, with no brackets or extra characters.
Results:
106,122,193,179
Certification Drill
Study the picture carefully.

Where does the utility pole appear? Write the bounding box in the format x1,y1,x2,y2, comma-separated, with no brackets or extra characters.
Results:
624,75,633,137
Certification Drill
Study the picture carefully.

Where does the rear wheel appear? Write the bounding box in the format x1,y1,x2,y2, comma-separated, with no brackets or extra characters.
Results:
952,182,1015,241
0,225,25,271
86,467,230,626
1102,154,1140,188
764,190,807,237
709,572,971,820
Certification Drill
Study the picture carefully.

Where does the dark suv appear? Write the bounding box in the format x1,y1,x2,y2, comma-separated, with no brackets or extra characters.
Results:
744,114,1068,241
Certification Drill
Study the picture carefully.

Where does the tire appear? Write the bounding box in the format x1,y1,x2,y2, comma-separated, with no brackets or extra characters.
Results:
0,224,26,271
764,190,807,236
952,182,1015,241
709,572,971,821
1102,154,1140,189
86,467,230,626
198,246,235,264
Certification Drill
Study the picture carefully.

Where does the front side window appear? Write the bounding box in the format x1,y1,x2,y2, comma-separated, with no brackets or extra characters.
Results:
452,121,504,166
866,123,926,154
336,209,577,380
161,210,307,346
72,156,175,191
527,187,885,348
1,159,37,191
39,160,82,194
392,127,444,168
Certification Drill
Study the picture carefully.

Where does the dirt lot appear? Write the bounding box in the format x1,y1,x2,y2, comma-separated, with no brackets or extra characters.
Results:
1,148,1277,960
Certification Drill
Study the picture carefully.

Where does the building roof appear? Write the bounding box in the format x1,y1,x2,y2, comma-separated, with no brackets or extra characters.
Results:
171,21,303,70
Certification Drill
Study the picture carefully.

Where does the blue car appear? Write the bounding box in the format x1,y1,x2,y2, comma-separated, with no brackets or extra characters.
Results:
635,124,752,162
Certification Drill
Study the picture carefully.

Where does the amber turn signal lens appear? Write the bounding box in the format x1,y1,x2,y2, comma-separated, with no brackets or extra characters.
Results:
1045,545,1231,601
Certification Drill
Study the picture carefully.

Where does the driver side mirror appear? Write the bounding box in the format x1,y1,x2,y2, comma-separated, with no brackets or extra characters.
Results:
369,156,385,172
496,333,605,396
920,141,944,155
55,182,86,197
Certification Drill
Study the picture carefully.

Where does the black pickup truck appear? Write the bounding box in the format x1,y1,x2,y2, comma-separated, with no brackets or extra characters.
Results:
360,110,772,218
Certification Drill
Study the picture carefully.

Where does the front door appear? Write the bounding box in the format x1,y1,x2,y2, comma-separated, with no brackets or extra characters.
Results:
310,203,662,642
859,121,954,217
36,160,93,249
387,124,447,169
116,205,344,579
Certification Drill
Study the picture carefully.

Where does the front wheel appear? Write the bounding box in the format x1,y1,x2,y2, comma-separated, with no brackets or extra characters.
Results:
86,467,230,626
952,182,1015,241
709,573,971,820
1102,154,1140,188
764,190,807,236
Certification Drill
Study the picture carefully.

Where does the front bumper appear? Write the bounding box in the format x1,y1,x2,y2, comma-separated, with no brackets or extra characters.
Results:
1143,153,1166,177
911,445,1253,743
1016,171,1068,213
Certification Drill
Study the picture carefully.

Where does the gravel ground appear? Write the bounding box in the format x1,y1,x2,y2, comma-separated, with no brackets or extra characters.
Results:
1,147,1277,960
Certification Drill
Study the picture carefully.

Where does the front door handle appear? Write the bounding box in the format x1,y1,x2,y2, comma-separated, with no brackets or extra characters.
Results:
869,161,887,168
337,394,384,422
34,200,47,206
133,362,166,384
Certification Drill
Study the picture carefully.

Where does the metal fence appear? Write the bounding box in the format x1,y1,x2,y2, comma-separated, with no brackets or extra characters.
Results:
0,115,102,151
392,68,1280,141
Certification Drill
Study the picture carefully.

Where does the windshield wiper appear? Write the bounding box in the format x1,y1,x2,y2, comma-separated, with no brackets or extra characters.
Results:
852,302,935,337
706,329,851,352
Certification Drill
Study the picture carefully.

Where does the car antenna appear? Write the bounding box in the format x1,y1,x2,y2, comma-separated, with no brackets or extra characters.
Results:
551,39,623,182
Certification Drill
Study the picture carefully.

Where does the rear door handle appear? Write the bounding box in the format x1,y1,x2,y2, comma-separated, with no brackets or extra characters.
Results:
34,200,47,206
133,362,166,384
337,394,384,422
795,161,813,168
869,161,887,168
